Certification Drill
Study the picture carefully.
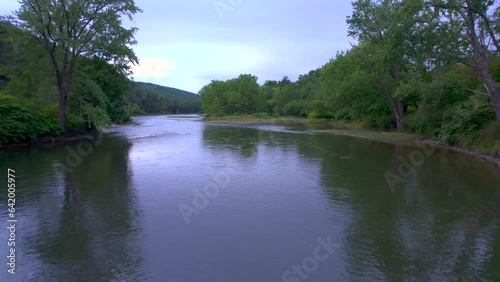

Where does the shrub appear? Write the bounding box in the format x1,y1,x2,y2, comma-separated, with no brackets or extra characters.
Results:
476,122,500,156
0,94,60,146
307,111,317,119
252,112,270,118
309,111,334,120
128,103,145,116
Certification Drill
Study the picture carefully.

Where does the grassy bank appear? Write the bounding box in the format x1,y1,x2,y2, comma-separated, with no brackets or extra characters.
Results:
204,115,422,141
203,115,333,124
202,115,500,167
310,129,423,141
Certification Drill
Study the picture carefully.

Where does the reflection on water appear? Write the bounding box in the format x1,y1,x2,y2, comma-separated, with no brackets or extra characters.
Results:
1,115,499,281
0,137,145,281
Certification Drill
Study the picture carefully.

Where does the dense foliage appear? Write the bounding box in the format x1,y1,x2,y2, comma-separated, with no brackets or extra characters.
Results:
0,17,200,146
8,0,142,133
0,94,59,144
200,74,267,116
131,82,201,114
200,0,500,155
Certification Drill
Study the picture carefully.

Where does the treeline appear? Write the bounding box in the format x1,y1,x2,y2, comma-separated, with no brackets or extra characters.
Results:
201,0,500,155
131,82,201,114
0,13,200,146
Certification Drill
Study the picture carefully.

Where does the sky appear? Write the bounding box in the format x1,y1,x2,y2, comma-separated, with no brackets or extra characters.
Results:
0,0,354,93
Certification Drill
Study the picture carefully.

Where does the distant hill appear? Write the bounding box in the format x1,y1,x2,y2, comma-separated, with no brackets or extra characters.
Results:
130,82,201,114
133,82,200,100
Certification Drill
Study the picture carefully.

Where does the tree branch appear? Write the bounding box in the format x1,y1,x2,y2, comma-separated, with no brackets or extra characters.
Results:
466,88,489,96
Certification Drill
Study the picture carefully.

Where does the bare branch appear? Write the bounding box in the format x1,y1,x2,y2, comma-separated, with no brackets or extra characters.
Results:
466,88,490,96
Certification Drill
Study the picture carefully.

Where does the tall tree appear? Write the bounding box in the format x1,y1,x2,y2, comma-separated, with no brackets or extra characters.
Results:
273,76,299,115
347,0,432,130
0,22,58,103
430,0,500,122
5,0,141,133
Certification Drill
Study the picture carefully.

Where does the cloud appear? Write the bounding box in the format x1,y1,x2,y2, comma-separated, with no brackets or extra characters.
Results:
129,41,270,92
131,58,175,79
3,0,356,93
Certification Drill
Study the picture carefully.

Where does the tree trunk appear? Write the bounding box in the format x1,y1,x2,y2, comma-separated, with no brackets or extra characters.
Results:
380,79,405,131
56,57,77,135
58,86,68,134
484,77,500,122
395,98,404,130
389,97,404,131
389,67,404,130
459,4,500,123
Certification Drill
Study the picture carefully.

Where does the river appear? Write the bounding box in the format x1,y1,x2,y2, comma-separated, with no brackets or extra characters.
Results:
1,115,499,281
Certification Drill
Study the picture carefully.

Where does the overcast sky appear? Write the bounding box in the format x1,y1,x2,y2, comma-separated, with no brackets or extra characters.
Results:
1,0,354,93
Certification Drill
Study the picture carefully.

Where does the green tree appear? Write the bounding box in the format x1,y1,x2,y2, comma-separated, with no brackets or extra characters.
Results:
347,0,434,130
200,80,229,116
273,76,299,115
6,0,141,133
296,70,320,116
260,80,278,113
0,22,58,104
430,0,500,123
318,50,393,126
226,74,259,114
78,57,132,123
200,74,261,116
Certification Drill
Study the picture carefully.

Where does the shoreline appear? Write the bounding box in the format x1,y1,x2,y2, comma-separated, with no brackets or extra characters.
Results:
203,115,500,169
314,129,500,168
2,115,499,169
1,132,101,151
0,114,198,151
203,115,330,124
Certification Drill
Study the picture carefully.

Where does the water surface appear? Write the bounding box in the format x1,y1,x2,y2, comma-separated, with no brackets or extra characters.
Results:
1,115,499,281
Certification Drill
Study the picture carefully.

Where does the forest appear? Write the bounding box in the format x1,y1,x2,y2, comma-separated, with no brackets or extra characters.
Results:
0,15,200,147
200,0,500,155
1,0,499,156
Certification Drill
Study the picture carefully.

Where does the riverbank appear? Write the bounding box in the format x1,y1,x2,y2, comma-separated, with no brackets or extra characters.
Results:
203,115,500,168
0,131,102,151
0,114,196,150
203,115,331,124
